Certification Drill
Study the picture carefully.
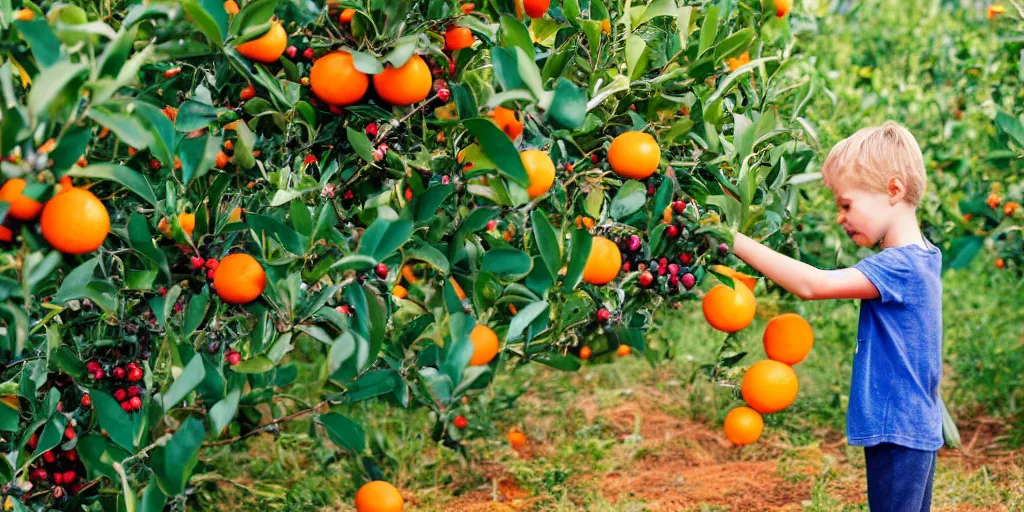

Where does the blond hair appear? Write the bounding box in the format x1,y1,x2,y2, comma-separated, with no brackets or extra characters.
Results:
821,121,927,206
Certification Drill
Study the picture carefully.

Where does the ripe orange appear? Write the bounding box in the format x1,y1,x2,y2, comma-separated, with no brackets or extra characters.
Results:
14,8,34,20
520,150,555,199
490,107,523,140
373,55,432,106
774,0,792,17
702,284,756,333
40,181,110,254
763,313,814,365
235,21,287,63
710,265,758,292
178,213,196,238
724,406,764,446
224,0,239,15
507,427,527,448
617,344,631,357
354,481,404,512
339,8,356,23
213,253,267,304
392,285,408,300
995,258,1005,269
523,0,550,18
579,346,592,360
310,51,369,106
741,360,799,414
0,178,44,220
582,236,621,285
469,324,499,366
445,26,474,52
608,131,660,180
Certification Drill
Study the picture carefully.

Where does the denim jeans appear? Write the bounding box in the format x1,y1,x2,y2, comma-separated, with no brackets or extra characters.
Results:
864,443,937,511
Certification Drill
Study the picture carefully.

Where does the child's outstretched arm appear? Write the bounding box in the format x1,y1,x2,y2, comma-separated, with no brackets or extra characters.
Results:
732,233,880,301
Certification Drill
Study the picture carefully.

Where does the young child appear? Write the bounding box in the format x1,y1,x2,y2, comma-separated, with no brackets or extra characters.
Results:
731,121,943,511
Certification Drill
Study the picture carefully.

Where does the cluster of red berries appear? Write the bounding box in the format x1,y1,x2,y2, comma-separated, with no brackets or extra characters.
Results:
112,385,145,412
189,255,219,280
86,360,146,412
617,234,645,272
636,256,697,294
284,45,316,61
664,200,689,239
25,430,86,497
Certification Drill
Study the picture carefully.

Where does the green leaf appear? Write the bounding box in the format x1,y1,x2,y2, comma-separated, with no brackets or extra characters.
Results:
625,34,648,80
329,255,377,273
482,248,533,279
78,434,131,482
531,210,561,279
714,27,755,62
175,101,223,132
0,400,17,432
233,118,257,169
943,236,984,272
415,184,456,222
995,110,1024,149
499,15,535,60
347,126,375,162
208,384,241,435
162,354,207,412
247,213,309,255
53,257,101,304
87,106,154,150
114,458,139,512
383,35,418,68
181,0,225,46
178,132,222,186
609,180,647,219
514,47,545,101
462,118,530,188
150,417,205,496
128,213,171,282
140,481,168,512
14,20,61,68
182,288,210,340
231,356,274,374
91,389,135,451
28,60,87,117
697,5,719,56
638,0,679,25
506,301,549,341
492,47,523,91
404,240,450,274
67,163,159,208
547,78,586,130
532,352,582,371
349,50,384,74
357,216,414,261
320,412,366,454
228,0,277,39
562,228,592,291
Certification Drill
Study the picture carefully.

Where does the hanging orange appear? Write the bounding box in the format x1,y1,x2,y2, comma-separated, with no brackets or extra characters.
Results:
523,0,550,17
235,21,287,63
373,55,432,106
710,265,758,292
354,481,404,512
724,406,764,445
469,324,499,366
0,178,44,220
490,107,523,140
310,51,369,106
520,149,555,199
702,284,756,333
763,313,814,365
582,236,621,285
40,181,110,254
608,131,661,180
178,212,196,237
445,26,475,52
741,360,799,414
213,253,267,304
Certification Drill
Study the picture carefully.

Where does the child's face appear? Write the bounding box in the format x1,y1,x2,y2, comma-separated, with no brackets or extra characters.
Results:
831,179,893,248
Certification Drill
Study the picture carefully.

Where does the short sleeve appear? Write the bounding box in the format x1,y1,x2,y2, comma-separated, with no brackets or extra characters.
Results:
854,249,913,304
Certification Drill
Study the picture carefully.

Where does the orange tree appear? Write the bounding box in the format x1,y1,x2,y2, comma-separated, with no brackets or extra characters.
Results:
0,0,813,508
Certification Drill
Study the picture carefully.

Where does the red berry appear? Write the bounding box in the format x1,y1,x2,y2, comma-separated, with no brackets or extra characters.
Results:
31,469,47,481
127,367,143,382
667,263,680,275
64,449,78,461
673,200,685,214
285,45,297,59
336,305,351,315
647,185,656,196
303,47,315,60
226,350,241,366
86,361,100,373
303,154,319,166
681,273,696,290
622,261,631,272
441,175,450,185
375,263,388,279
63,471,76,484
93,369,104,380
130,396,143,410
114,389,127,401
27,433,38,451
206,258,219,270
591,154,599,164
404,188,413,201
659,257,668,267
667,225,680,238
191,256,206,270
486,220,498,231
52,472,64,485
150,158,162,170
207,269,216,280
80,395,91,408
638,271,654,288
438,88,451,102
127,362,138,371
127,385,141,397
158,286,168,296
657,265,667,276
112,367,125,380
679,253,693,265
454,415,469,429
596,308,611,322
669,275,679,287
448,60,456,75
627,235,642,252
630,104,637,111
42,451,56,464
365,123,379,137
718,242,729,255
121,401,133,412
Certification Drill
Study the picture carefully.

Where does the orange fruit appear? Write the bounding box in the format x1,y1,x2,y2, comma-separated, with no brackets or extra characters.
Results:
727,51,750,71
995,258,1005,269
617,344,631,357
507,428,527,448
469,324,499,366
445,26,474,52
710,265,758,292
774,0,792,17
702,284,756,333
608,131,660,180
579,346,592,360
310,51,369,106
224,0,240,15
401,265,418,284
988,4,1006,19
0,226,13,243
40,181,110,254
339,8,356,23
213,253,267,304
763,313,814,365
523,0,550,17
724,406,764,446
741,360,799,414
228,207,244,223
14,8,34,21
490,107,523,140
178,213,196,238
392,285,408,300
520,150,555,199
235,21,287,63
354,481,404,512
373,55,432,106
0,178,44,220
582,236,621,285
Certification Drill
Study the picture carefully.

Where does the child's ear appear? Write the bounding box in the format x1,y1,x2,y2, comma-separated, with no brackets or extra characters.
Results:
887,177,906,204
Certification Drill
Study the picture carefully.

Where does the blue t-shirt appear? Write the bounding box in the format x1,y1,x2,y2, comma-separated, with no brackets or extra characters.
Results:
849,240,944,451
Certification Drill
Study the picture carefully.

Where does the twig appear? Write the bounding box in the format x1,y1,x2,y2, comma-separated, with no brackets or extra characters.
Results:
202,397,334,447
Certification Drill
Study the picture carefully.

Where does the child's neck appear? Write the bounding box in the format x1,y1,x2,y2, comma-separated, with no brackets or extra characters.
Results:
880,211,927,250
